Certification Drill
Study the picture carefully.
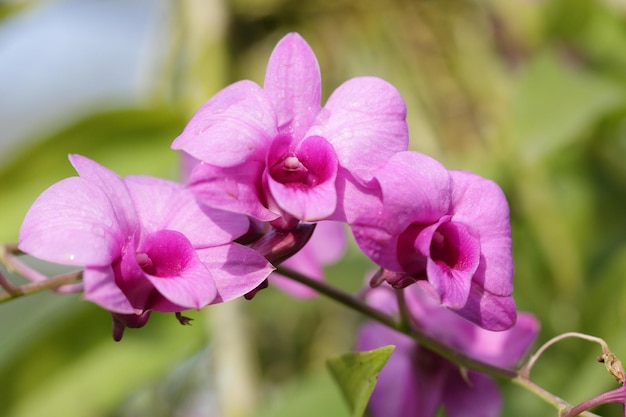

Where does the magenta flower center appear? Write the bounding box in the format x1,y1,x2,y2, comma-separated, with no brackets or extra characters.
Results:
137,230,195,277
430,222,479,273
430,228,460,269
267,134,337,189
397,219,481,279
270,153,315,185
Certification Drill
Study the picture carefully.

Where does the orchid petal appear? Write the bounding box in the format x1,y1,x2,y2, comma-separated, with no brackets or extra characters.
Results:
442,371,502,417
308,76,408,180
424,221,481,309
195,244,274,303
69,154,138,234
305,220,347,264
351,225,398,271
333,167,383,224
378,152,451,234
125,176,249,246
342,171,406,270
264,33,322,140
469,312,539,368
83,266,135,314
172,80,277,167
454,282,517,331
19,177,124,266
404,284,475,349
140,230,217,311
188,161,279,222
449,170,513,296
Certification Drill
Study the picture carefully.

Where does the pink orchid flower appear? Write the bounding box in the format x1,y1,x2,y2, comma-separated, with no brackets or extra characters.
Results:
19,155,274,338
351,151,515,330
172,32,408,229
358,284,539,417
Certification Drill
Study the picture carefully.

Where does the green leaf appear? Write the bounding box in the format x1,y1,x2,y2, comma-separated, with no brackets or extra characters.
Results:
512,53,624,162
326,345,395,417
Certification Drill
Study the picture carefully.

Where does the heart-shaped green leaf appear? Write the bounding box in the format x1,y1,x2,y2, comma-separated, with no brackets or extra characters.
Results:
326,345,395,417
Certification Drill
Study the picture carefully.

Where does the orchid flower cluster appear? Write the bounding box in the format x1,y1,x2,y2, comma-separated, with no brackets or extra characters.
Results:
5,33,625,417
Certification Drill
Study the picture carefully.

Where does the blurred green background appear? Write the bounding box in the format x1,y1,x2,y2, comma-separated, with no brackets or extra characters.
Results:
1,0,626,416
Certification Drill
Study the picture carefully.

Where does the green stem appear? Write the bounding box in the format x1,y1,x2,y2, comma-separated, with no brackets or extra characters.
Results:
394,288,412,333
276,266,517,379
512,377,603,417
276,266,606,414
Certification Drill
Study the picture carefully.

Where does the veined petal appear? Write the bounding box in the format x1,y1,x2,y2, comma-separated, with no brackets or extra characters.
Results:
141,230,217,311
83,266,135,314
188,161,279,222
125,175,250,246
19,177,125,267
69,154,138,235
308,76,408,180
304,220,347,265
427,259,474,309
341,169,408,270
172,80,277,167
442,370,502,417
468,312,539,368
404,283,475,349
264,33,322,140
454,282,517,331
424,221,481,309
449,170,513,296
378,152,451,234
333,167,383,224
196,243,274,303
352,224,400,271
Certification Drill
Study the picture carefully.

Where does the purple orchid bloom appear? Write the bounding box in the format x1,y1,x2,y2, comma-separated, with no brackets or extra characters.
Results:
172,32,408,230
18,155,274,338
351,151,516,330
357,284,539,417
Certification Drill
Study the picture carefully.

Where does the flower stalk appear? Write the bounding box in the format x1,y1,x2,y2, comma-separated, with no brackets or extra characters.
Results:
0,270,82,303
276,265,517,379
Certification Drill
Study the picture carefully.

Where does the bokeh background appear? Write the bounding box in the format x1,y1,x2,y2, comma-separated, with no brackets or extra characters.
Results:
1,0,626,416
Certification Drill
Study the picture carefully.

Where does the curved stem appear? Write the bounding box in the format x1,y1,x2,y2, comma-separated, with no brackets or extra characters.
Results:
521,332,611,379
0,270,82,303
512,376,603,417
0,270,22,296
277,266,613,415
276,265,517,379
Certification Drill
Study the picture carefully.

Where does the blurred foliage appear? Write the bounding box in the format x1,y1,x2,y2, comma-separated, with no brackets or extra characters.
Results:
1,0,626,416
